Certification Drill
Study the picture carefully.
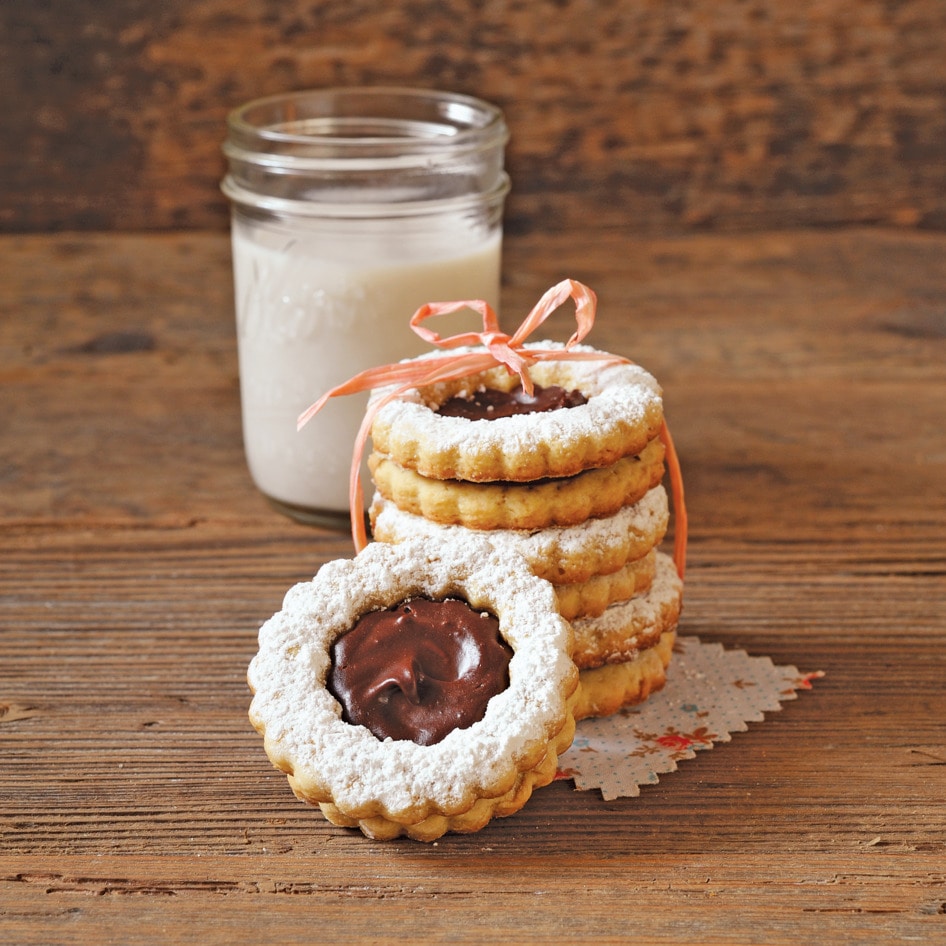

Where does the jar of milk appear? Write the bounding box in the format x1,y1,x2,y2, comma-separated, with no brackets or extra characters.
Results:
221,88,509,526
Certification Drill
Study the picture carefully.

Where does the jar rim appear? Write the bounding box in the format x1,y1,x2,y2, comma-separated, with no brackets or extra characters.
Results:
221,171,510,218
225,86,509,162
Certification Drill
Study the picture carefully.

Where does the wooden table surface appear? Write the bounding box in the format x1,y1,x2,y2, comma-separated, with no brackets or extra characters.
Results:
2,227,945,944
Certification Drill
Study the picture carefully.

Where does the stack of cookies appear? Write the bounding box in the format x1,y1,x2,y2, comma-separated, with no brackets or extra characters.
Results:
367,340,684,720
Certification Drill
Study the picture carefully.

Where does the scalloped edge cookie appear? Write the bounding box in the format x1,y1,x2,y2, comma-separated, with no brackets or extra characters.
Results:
554,549,657,621
369,438,666,532
313,706,577,840
247,535,579,841
570,552,683,670
368,342,664,483
369,485,670,585
573,631,677,721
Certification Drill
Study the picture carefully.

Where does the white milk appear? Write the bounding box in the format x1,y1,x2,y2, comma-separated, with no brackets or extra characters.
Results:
232,217,502,519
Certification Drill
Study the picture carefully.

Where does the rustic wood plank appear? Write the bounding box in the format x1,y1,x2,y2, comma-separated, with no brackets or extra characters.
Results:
3,1,946,233
2,854,945,944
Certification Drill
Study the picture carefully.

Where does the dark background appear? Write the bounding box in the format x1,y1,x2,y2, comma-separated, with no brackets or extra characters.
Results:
5,0,946,236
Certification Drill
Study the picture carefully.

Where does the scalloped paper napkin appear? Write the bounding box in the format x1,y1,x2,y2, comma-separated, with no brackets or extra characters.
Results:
557,636,823,800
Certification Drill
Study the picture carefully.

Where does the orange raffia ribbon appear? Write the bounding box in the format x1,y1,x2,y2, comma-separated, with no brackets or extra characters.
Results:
298,278,687,578
659,418,687,580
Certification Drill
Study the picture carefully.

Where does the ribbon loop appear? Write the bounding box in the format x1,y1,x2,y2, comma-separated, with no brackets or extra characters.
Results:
409,298,502,348
509,278,597,350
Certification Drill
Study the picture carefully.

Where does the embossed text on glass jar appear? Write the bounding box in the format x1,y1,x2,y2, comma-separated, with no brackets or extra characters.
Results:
222,88,509,527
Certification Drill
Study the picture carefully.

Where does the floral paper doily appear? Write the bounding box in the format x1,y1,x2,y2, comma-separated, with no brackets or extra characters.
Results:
557,636,822,800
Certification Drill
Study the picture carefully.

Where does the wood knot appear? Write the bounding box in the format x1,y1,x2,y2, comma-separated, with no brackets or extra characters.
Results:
0,701,40,722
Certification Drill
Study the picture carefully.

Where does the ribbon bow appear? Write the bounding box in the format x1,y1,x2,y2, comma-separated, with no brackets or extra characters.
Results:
298,278,686,577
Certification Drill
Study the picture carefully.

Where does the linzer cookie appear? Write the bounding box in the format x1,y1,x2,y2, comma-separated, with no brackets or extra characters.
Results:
370,485,671,586
368,437,665,531
574,631,677,722
568,552,683,670
368,342,664,483
247,536,579,841
552,550,657,622
371,493,668,620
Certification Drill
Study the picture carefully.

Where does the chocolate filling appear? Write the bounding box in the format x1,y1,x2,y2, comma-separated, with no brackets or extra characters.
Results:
327,597,513,746
436,382,588,420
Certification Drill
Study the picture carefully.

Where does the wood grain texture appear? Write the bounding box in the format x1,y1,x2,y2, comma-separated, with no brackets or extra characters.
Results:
1,228,945,943
3,854,945,945
4,0,946,234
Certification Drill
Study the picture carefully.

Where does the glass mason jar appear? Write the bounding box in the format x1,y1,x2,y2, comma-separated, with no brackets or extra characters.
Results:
221,88,509,527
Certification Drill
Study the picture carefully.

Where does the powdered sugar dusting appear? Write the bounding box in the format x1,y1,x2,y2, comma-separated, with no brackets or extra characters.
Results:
571,552,683,642
368,342,664,477
247,536,577,822
371,485,670,582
